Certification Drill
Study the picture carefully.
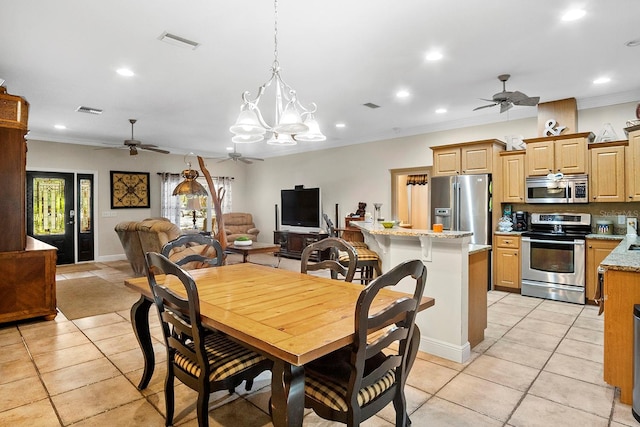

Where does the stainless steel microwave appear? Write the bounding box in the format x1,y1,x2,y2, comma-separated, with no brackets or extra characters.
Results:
525,174,588,203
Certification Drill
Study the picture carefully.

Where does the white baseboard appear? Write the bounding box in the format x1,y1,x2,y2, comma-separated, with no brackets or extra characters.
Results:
96,254,127,263
419,335,471,364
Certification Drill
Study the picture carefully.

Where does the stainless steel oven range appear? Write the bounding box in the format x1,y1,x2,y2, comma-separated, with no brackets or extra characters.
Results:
521,212,591,304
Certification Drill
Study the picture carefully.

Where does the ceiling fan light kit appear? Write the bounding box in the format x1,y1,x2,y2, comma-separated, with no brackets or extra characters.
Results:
229,0,326,145
473,74,540,114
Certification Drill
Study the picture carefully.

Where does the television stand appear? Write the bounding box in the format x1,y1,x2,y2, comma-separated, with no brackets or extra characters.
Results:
273,230,329,261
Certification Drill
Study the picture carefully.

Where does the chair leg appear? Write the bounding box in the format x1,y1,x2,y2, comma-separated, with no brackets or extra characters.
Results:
197,382,210,427
164,366,175,427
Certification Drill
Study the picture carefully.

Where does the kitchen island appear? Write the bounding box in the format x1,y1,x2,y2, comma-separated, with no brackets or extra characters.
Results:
353,221,489,363
600,235,640,405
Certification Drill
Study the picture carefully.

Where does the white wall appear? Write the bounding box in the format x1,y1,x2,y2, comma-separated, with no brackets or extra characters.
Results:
245,102,637,237
26,101,637,259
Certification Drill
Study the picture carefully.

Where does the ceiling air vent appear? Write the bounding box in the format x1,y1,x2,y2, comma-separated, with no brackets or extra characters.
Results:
76,106,103,115
363,102,380,109
159,32,200,50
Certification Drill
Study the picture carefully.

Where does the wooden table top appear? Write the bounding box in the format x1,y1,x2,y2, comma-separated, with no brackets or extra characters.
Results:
125,263,434,365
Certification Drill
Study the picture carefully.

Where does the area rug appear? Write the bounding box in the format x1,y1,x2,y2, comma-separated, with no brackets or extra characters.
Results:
56,276,141,320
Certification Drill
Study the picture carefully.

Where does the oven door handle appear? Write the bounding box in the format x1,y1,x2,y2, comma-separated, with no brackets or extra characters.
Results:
521,237,585,246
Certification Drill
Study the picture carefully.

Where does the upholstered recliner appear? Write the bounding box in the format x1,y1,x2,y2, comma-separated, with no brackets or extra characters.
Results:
222,212,260,242
115,218,182,277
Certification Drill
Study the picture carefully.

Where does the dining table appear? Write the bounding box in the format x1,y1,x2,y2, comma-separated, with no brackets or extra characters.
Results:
124,262,434,427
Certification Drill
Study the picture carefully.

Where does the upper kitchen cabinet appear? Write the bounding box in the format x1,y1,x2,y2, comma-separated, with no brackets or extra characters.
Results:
625,125,640,201
431,139,505,176
500,150,525,203
589,141,626,203
524,132,594,176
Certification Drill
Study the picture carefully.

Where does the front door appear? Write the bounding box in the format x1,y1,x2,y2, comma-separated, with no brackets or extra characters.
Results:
27,171,75,264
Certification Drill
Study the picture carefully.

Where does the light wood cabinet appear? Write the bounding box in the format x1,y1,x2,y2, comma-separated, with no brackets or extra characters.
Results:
585,238,621,303
625,127,640,201
500,151,525,203
524,132,593,176
431,139,505,176
589,142,626,202
494,234,520,290
603,268,640,405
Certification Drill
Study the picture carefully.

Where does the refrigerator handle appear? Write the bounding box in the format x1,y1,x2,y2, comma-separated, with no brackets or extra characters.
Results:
455,181,461,231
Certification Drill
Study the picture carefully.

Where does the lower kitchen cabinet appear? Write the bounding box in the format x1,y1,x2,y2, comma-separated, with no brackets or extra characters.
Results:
494,234,521,290
469,249,488,348
585,237,622,303
603,268,640,405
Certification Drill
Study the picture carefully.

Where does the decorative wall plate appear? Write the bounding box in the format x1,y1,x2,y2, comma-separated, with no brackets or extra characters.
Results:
110,171,150,208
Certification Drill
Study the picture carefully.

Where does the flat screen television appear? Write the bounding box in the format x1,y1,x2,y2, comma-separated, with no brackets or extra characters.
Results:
281,187,321,228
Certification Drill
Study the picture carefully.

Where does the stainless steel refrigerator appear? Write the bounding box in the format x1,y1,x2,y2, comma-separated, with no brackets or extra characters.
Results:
430,174,492,245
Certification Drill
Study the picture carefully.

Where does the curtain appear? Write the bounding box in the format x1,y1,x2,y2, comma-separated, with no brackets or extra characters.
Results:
212,176,234,214
406,174,428,185
159,173,182,224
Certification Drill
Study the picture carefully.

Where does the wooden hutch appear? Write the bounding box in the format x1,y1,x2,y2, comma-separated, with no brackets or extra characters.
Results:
0,87,57,323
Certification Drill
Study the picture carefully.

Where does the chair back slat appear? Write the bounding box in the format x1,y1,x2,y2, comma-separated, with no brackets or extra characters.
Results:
162,234,224,268
301,237,358,282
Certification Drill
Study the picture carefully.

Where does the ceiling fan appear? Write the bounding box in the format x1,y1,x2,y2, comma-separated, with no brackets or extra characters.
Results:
473,74,540,113
217,145,264,164
123,119,169,155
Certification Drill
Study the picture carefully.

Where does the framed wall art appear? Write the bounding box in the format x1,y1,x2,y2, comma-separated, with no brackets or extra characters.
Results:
110,171,150,209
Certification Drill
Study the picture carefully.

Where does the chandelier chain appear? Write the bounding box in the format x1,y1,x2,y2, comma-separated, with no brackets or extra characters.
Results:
273,0,279,66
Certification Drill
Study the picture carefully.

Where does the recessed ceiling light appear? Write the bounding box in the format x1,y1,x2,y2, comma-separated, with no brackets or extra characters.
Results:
396,90,410,99
335,123,346,128
593,77,611,84
435,108,447,114
54,124,66,130
561,8,586,21
116,68,135,77
426,51,443,61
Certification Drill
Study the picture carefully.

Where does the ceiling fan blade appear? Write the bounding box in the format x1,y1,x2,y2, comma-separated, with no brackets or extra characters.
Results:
217,158,232,163
242,157,264,162
514,96,540,106
500,102,513,113
473,103,497,111
239,158,253,164
140,146,170,154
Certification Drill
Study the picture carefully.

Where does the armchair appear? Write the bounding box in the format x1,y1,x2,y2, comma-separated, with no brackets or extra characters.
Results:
222,212,260,242
115,218,181,277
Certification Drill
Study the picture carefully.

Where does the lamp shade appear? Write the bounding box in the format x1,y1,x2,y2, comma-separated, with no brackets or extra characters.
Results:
266,133,297,146
273,101,308,134
172,169,208,196
229,108,266,136
295,115,326,142
232,133,264,144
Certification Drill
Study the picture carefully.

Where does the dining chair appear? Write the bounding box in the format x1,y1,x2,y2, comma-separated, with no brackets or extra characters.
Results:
323,213,382,285
145,252,272,427
161,233,224,269
301,237,358,282
303,259,427,427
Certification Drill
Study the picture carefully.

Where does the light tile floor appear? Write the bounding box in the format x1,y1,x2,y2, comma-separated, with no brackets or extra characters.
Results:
0,258,638,426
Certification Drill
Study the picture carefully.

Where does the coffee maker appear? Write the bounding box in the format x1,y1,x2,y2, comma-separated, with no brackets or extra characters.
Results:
512,211,528,231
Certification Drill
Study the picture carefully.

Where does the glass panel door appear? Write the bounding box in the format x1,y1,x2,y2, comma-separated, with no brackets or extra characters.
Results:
77,174,94,261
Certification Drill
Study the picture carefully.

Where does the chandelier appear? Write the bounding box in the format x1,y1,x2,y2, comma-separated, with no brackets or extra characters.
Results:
229,0,325,145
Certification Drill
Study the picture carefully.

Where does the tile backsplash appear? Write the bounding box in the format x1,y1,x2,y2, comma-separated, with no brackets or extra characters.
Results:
506,202,640,235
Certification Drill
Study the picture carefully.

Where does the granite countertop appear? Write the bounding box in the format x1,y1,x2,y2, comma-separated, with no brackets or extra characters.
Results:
352,221,473,239
494,231,525,236
600,235,640,272
586,233,625,240
469,244,491,255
